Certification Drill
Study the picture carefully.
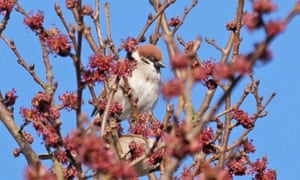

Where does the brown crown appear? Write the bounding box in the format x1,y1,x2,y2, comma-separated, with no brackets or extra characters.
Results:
137,44,163,61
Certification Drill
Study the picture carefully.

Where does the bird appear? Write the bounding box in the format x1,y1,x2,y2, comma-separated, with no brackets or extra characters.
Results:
93,44,165,121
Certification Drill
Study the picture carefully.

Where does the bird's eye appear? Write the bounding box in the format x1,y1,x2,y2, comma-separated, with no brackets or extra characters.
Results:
141,57,151,64
148,56,156,62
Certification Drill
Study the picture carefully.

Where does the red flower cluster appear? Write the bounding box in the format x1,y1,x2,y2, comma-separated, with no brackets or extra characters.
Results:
46,31,71,56
252,43,273,63
23,131,34,144
122,37,138,53
243,0,285,38
58,92,79,111
24,165,56,180
265,20,286,38
110,60,137,78
20,92,61,147
147,149,163,167
178,167,193,180
63,130,136,178
192,57,252,83
253,0,277,14
65,0,77,9
170,52,189,69
243,139,256,153
31,92,52,112
97,98,123,116
192,60,216,81
0,0,13,14
82,52,137,84
251,156,276,180
213,57,252,81
251,156,267,173
169,16,180,27
184,41,194,54
23,11,44,30
227,155,249,176
54,149,68,164
13,148,21,157
199,163,233,180
129,114,149,136
62,166,77,180
64,131,116,170
232,109,255,129
254,169,277,180
165,124,215,159
190,127,214,154
82,53,113,83
243,12,261,31
82,5,93,16
129,114,163,137
226,21,237,31
162,78,184,100
149,118,163,137
2,88,18,106
128,140,145,160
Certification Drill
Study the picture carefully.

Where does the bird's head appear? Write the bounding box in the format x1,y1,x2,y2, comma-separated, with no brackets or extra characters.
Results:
130,44,165,70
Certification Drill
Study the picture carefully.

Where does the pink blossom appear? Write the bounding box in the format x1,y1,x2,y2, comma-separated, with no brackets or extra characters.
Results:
169,16,180,27
265,20,286,38
24,11,44,30
123,37,138,53
110,60,137,78
243,12,261,31
0,0,13,13
2,88,18,106
253,0,277,14
46,31,71,56
162,78,184,100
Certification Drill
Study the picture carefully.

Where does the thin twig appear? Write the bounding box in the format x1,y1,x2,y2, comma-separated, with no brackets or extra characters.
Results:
137,0,176,43
105,3,117,55
41,42,54,95
172,0,198,33
84,26,99,52
0,35,46,89
55,3,77,49
231,0,244,61
197,89,216,119
0,2,15,35
100,78,119,136
205,37,224,53
0,103,40,167
93,0,105,49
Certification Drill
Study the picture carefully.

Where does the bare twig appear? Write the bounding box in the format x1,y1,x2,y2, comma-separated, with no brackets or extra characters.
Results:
105,3,117,55
100,78,119,136
41,42,54,95
93,0,105,49
55,3,77,48
285,1,300,24
137,0,176,43
231,0,244,61
0,103,40,166
84,26,99,52
0,35,46,89
197,89,216,119
172,0,198,33
205,37,224,53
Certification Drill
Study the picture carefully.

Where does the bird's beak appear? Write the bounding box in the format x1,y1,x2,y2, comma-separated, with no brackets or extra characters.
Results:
155,61,165,68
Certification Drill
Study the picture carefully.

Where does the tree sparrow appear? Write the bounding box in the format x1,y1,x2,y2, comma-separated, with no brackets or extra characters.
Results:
94,44,165,121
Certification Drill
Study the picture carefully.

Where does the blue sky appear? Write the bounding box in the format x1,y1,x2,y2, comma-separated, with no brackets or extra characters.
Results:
1,0,299,179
